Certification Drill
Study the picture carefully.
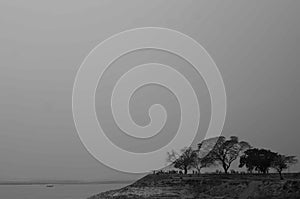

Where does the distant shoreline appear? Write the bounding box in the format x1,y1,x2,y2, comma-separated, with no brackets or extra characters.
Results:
0,180,134,186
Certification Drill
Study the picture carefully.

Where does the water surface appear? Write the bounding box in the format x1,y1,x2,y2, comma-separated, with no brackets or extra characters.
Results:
0,183,128,199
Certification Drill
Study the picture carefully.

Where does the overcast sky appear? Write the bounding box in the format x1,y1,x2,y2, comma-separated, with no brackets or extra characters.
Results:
0,0,299,181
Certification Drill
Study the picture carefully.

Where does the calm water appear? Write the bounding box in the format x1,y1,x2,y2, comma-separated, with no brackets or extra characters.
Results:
0,183,129,199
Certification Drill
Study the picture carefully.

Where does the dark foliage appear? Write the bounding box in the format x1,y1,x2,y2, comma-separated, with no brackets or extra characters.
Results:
202,136,250,173
239,148,278,174
167,147,197,174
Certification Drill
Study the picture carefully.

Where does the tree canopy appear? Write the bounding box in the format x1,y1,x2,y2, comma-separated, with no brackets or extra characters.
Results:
239,148,278,174
166,136,297,177
167,147,197,174
239,148,298,179
271,155,298,179
201,136,250,173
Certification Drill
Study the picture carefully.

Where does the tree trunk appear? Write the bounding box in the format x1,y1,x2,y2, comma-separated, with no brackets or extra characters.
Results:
262,169,267,174
184,167,188,174
197,168,201,175
224,168,228,174
279,171,283,180
222,163,229,174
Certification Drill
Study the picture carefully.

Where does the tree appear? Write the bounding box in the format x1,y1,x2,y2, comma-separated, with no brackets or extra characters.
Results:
167,147,197,174
271,155,298,180
200,136,250,174
239,148,278,174
239,150,256,173
194,140,217,173
192,153,215,174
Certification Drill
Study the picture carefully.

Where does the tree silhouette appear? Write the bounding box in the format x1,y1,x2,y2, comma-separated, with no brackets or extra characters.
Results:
166,137,298,177
201,136,250,174
271,155,298,180
167,147,197,174
194,139,218,173
192,153,215,174
239,148,278,174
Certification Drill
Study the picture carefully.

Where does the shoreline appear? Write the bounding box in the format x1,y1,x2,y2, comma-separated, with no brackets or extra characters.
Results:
0,180,134,186
88,173,300,199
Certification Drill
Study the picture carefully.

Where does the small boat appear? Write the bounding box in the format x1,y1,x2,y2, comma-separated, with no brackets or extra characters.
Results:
46,184,54,188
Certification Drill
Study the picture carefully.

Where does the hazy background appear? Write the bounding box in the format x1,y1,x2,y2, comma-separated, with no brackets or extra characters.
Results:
0,0,299,181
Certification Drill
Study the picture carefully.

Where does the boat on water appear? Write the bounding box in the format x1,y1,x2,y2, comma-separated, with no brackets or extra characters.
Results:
46,184,54,188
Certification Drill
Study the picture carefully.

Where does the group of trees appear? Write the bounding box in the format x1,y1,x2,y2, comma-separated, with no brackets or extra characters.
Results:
239,148,297,179
167,136,297,179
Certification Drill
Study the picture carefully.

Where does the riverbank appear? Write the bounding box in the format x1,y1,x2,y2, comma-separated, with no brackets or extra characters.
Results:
88,173,300,199
0,180,133,186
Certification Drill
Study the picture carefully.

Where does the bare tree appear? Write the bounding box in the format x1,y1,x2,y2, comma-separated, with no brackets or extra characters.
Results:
200,136,250,174
193,140,217,173
271,155,298,180
192,153,215,174
167,147,197,174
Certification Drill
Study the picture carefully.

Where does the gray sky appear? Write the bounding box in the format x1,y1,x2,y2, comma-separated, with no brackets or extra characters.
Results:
0,0,299,181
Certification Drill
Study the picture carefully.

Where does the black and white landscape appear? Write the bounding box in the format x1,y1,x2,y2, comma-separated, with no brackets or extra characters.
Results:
0,1,299,199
